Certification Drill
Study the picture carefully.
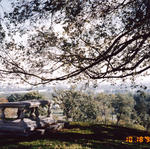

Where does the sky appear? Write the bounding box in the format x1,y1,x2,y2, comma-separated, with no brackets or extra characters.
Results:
0,0,12,14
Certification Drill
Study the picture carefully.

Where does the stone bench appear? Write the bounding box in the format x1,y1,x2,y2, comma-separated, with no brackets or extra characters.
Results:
0,100,57,136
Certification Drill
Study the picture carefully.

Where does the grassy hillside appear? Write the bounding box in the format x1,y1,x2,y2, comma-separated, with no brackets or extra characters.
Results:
0,122,150,149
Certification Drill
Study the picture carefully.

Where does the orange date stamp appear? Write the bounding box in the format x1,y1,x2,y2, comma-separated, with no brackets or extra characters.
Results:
126,136,150,143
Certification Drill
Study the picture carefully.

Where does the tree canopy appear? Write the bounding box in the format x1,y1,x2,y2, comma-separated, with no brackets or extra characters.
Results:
0,0,150,85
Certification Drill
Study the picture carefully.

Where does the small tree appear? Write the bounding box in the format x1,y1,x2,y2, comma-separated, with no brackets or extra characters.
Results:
112,94,135,125
52,88,98,122
134,92,150,130
95,93,114,124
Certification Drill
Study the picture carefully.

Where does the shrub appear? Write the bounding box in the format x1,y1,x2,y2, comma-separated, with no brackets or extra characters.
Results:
21,91,44,101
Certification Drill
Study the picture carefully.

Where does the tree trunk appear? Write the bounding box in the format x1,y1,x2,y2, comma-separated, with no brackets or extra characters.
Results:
116,113,122,125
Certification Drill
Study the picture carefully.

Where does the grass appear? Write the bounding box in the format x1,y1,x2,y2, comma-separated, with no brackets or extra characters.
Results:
0,122,150,149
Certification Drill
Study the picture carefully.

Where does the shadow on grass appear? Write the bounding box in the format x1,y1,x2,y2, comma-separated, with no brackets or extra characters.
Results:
0,123,150,149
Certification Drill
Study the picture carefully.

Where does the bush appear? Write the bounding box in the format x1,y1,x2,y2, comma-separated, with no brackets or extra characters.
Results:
7,91,44,102
7,94,23,102
21,91,44,101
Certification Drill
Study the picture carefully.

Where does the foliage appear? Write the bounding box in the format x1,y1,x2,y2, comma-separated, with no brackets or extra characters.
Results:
7,91,44,102
5,88,150,130
7,93,24,102
94,93,114,124
52,89,99,122
112,93,135,125
21,91,44,101
52,87,150,131
0,0,149,85
134,92,150,130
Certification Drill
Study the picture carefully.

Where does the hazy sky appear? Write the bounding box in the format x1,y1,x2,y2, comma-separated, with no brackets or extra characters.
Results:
0,0,12,15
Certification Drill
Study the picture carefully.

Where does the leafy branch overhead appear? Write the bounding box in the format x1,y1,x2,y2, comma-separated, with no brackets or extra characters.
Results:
0,0,150,85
